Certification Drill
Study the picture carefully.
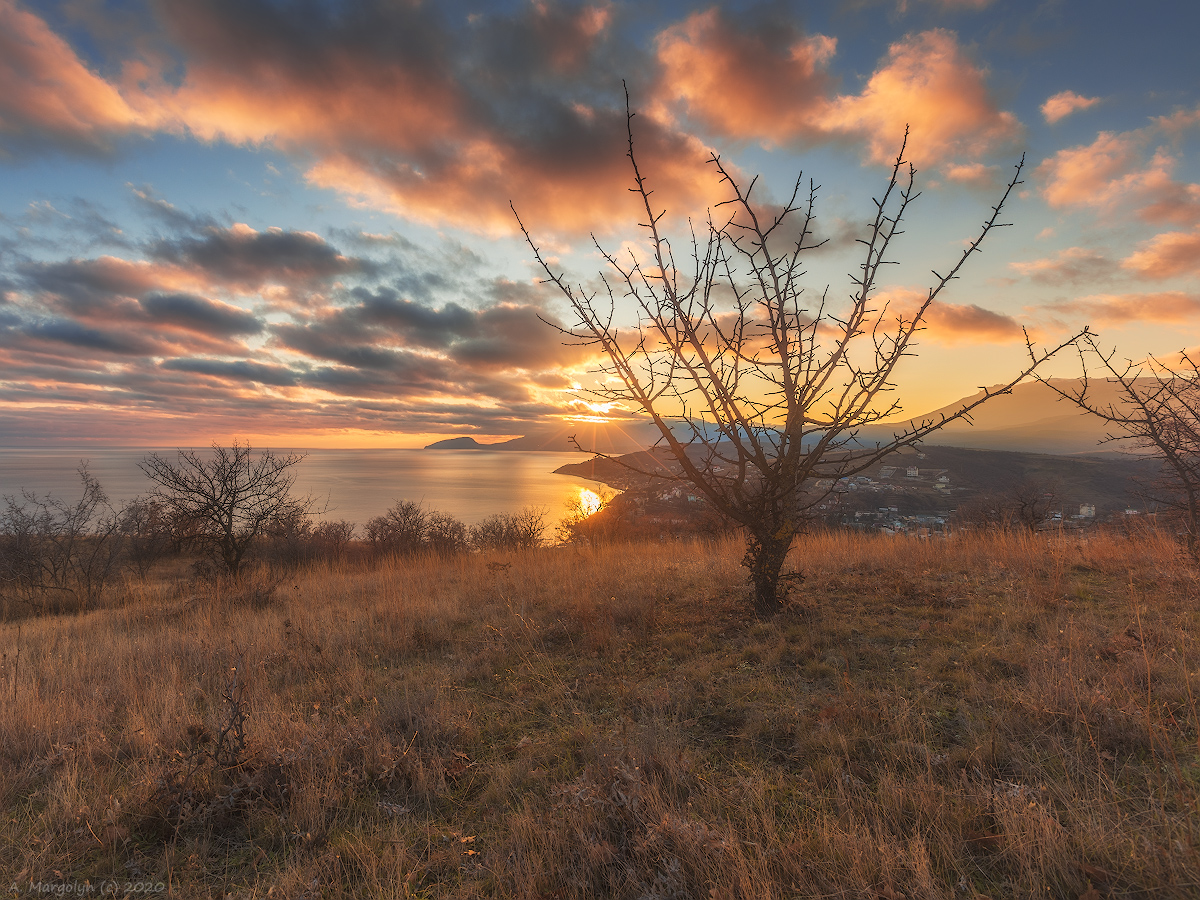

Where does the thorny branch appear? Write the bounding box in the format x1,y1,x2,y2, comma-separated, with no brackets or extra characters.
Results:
514,88,1088,611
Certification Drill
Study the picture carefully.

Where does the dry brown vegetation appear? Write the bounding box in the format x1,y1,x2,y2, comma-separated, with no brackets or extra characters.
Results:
2,530,1199,899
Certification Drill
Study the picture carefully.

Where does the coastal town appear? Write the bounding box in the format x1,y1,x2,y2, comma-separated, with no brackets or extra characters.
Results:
556,443,1156,539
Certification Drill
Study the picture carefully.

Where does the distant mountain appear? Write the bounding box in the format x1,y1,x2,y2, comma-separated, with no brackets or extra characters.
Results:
425,436,488,449
859,378,1137,455
424,419,667,453
431,378,1141,457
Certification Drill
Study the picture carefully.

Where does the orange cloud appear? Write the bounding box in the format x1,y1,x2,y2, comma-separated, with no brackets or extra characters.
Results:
304,118,723,236
1036,130,1144,209
1009,247,1117,284
943,162,1000,187
875,287,1022,344
114,3,719,236
819,30,1019,167
1054,291,1200,325
1121,227,1200,279
655,23,1018,169
1041,90,1100,124
654,9,836,145
0,0,144,151
1037,121,1200,223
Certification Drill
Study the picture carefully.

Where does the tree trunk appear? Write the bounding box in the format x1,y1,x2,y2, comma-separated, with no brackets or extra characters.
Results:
743,524,795,617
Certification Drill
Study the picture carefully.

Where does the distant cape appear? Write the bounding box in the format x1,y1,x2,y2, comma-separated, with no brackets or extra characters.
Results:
424,420,666,453
426,379,1138,457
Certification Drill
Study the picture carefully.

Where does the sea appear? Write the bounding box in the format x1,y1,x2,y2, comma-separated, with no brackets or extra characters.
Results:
0,448,602,527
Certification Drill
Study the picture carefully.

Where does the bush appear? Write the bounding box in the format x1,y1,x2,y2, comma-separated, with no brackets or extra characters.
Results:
468,506,549,552
427,511,468,557
365,501,468,558
0,465,123,614
365,500,428,557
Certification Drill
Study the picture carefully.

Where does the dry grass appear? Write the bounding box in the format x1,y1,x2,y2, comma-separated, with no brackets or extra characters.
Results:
2,530,1198,899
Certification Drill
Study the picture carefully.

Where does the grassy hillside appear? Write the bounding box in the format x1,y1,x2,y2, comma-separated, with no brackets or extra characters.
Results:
2,532,1199,898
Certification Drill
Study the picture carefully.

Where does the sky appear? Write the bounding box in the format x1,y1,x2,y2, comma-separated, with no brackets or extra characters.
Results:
1,0,1197,449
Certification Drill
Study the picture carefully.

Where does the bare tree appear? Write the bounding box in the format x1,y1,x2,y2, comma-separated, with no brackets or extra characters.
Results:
426,510,469,557
469,506,549,552
955,477,1060,533
515,96,1085,615
141,442,313,578
1043,336,1200,560
0,464,124,612
365,499,429,558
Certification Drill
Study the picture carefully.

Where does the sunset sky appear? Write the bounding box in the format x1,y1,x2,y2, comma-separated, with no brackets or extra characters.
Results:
1,0,1197,448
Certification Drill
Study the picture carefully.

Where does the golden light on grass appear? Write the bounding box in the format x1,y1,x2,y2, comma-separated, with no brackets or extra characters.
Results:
3,529,1198,895
579,487,603,516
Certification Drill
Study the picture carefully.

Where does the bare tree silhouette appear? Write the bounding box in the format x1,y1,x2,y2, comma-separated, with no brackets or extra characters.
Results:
1043,336,1200,560
516,94,1086,615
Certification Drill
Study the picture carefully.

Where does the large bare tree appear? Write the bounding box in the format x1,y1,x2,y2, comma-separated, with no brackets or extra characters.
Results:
141,441,313,578
1043,335,1200,560
516,99,1085,615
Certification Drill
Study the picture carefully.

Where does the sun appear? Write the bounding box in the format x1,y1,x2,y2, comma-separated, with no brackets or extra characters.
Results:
578,488,603,517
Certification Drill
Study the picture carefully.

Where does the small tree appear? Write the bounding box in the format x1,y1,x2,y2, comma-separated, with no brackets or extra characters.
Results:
955,477,1060,533
426,510,469,557
469,506,550,552
365,499,429,558
311,519,356,562
140,442,313,578
516,96,1085,615
1043,337,1200,560
0,464,123,611
555,488,621,547
118,496,175,578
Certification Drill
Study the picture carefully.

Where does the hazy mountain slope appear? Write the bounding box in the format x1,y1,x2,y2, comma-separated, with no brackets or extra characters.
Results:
859,378,1137,455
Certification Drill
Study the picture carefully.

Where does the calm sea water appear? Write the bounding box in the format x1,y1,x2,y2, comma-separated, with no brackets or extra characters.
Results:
0,448,600,526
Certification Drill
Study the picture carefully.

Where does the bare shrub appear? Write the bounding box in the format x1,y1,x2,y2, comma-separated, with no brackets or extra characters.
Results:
469,505,549,551
426,510,468,557
117,496,174,578
955,477,1061,532
141,441,315,578
366,500,468,558
365,499,428,557
0,465,123,614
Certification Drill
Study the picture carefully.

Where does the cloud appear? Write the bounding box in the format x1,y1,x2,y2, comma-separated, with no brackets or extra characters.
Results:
0,1,726,236
655,22,1019,169
128,184,218,232
19,256,199,316
1037,131,1141,209
272,287,594,375
943,162,1000,187
1121,227,1200,280
0,1,148,155
148,223,373,288
653,8,837,145
3,2,1024,239
1009,247,1118,284
129,0,721,236
17,318,156,355
160,357,299,387
139,292,263,337
1053,291,1200,325
1037,118,1200,223
876,287,1023,343
1041,90,1100,124
818,29,1019,167
924,302,1023,343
